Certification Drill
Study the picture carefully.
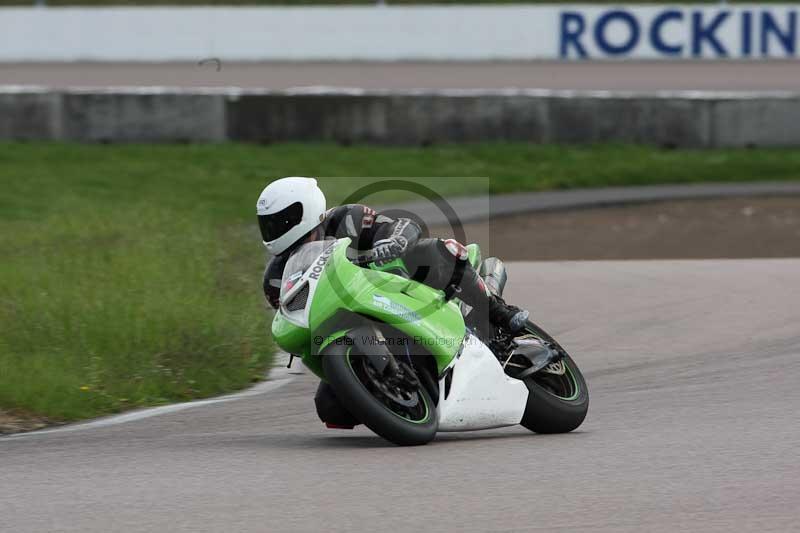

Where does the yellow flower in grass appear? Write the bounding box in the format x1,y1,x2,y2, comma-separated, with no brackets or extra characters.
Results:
79,385,91,392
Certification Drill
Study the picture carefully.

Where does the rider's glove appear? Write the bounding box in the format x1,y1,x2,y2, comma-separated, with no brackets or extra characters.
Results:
371,236,409,266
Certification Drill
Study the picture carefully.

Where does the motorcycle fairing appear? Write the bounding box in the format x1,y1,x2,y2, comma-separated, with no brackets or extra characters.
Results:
272,238,468,378
436,334,529,431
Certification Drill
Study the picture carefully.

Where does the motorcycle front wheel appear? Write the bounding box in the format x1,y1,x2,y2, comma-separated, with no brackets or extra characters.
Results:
321,343,438,446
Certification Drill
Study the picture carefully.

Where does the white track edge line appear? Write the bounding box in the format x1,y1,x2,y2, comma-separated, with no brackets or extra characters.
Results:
1,352,300,440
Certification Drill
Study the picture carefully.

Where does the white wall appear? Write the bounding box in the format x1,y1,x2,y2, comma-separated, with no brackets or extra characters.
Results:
1,5,799,62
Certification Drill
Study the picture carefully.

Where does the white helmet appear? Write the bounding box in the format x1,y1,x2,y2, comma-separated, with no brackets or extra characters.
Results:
256,177,327,255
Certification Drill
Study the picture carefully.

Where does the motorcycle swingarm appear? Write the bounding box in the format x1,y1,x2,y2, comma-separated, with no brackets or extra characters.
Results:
507,338,564,380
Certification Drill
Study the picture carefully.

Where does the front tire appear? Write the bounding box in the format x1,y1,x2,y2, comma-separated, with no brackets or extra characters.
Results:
321,343,438,446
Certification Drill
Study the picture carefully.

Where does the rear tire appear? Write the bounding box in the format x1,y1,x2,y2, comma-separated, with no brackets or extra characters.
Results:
521,354,588,434
321,343,438,446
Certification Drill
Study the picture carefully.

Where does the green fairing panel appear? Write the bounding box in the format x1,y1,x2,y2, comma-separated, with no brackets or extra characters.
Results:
272,313,326,377
310,241,465,375
368,257,409,276
271,312,310,356
271,239,467,379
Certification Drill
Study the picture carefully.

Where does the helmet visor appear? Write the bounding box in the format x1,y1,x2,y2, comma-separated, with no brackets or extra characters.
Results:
258,202,304,243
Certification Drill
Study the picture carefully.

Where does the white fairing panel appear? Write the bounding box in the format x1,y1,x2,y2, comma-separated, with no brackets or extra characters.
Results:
437,335,529,431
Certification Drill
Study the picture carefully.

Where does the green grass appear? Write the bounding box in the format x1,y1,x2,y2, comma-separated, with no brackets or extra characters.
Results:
1,141,799,422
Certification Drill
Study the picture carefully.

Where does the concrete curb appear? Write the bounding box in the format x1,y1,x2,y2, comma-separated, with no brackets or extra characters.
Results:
390,182,800,226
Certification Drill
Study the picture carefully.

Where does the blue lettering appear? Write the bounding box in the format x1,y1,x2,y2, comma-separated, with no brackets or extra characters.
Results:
692,11,730,58
650,9,684,56
761,11,797,56
742,11,753,56
560,12,588,58
594,10,640,56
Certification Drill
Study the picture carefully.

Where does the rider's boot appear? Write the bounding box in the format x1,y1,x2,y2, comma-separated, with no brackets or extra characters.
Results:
456,263,529,334
488,295,529,334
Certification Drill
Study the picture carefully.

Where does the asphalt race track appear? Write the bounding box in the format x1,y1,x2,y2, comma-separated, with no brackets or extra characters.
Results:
2,61,800,90
3,259,799,532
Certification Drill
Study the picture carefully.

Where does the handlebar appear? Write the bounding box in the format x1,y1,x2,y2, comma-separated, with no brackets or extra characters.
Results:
350,250,377,266
349,249,410,279
350,249,403,267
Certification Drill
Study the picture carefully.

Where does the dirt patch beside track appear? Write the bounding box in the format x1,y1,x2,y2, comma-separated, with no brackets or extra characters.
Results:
0,409,51,435
432,196,800,261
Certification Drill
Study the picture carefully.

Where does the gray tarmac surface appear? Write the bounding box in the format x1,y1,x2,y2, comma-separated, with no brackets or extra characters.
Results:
2,61,800,90
3,259,800,532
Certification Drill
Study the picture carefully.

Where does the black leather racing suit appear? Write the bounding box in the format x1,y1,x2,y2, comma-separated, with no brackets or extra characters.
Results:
263,204,493,319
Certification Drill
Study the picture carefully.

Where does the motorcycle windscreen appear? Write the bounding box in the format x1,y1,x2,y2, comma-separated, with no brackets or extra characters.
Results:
280,239,336,299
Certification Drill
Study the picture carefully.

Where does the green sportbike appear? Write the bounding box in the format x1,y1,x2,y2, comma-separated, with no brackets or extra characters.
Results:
272,237,589,446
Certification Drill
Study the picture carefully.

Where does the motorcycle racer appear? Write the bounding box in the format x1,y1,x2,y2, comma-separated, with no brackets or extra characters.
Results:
257,177,529,334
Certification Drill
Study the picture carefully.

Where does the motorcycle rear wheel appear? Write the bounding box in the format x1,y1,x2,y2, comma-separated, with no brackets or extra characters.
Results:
518,322,589,434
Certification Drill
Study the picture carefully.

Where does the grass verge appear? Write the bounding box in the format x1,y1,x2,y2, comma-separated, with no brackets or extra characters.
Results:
1,141,799,423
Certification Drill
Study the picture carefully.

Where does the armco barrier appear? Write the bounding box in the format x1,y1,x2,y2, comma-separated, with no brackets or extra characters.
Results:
2,87,800,147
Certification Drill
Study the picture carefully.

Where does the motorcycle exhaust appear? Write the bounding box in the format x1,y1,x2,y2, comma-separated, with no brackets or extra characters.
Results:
479,257,508,298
